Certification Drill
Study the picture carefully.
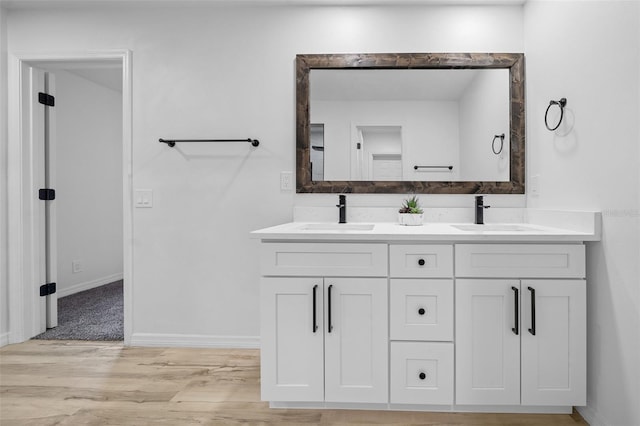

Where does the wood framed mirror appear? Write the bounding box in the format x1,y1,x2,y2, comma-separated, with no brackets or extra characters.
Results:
296,53,525,194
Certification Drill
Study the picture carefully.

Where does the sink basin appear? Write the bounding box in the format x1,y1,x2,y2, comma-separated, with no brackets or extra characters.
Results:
298,223,375,231
452,224,535,232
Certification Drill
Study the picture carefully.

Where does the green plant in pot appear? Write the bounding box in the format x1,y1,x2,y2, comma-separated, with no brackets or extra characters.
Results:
398,195,424,226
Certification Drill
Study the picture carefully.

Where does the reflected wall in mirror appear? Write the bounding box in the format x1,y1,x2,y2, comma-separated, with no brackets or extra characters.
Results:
296,53,525,194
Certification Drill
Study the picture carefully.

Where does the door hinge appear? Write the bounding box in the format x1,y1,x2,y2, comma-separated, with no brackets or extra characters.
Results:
40,282,57,297
39,188,56,200
38,92,55,107
357,143,361,149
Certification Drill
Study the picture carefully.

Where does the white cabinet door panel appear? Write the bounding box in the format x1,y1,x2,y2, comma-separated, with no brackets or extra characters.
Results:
325,278,388,403
456,279,520,405
260,277,324,402
521,280,586,406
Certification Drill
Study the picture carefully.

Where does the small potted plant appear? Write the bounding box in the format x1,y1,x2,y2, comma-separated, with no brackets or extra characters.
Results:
398,195,424,226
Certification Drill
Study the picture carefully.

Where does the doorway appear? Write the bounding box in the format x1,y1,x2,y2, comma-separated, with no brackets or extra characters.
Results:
7,51,132,345
35,62,124,340
354,125,403,180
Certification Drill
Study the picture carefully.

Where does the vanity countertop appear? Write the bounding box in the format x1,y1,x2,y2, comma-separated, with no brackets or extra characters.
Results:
251,220,600,242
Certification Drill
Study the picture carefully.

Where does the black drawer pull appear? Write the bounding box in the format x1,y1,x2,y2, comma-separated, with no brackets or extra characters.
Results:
418,308,426,316
419,372,427,380
418,258,425,266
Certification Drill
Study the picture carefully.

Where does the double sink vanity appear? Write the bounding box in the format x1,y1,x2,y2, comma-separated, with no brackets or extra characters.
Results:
252,211,600,414
252,51,600,414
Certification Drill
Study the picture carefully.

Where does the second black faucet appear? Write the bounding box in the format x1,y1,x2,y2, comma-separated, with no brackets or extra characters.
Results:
337,195,347,224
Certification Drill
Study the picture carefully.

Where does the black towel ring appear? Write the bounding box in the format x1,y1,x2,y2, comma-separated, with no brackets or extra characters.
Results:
492,133,505,155
545,98,567,131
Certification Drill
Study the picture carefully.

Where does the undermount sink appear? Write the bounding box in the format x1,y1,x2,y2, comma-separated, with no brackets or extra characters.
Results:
298,223,375,231
452,224,536,232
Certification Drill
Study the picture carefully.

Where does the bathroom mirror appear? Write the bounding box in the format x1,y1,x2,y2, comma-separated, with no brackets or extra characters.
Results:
296,53,525,194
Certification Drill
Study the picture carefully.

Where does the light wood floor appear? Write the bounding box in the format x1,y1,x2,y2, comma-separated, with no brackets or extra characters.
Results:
0,340,588,425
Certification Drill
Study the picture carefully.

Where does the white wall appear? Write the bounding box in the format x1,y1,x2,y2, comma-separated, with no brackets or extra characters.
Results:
0,6,9,346
54,69,123,297
524,2,640,425
459,69,510,181
4,4,524,344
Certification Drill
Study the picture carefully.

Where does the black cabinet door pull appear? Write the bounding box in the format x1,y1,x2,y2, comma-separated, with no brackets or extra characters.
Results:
418,258,425,266
528,286,536,336
328,284,333,333
312,284,318,333
419,372,426,380
511,286,519,335
418,308,426,316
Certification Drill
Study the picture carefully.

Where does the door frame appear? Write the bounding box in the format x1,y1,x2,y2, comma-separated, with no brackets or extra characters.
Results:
7,50,133,344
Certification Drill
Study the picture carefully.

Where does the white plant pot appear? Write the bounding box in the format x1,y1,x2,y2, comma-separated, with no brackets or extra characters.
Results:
398,213,424,226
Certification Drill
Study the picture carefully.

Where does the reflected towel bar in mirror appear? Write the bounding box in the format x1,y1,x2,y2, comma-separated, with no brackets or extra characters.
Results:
159,138,260,147
414,165,453,171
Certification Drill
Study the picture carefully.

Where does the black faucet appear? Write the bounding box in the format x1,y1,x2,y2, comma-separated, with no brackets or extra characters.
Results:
475,195,490,225
336,195,347,224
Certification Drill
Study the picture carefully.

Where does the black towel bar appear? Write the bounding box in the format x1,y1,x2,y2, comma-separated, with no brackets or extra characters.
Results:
159,138,259,147
414,165,453,170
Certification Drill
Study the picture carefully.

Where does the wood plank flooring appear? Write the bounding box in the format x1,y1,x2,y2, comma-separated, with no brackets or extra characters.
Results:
0,340,588,425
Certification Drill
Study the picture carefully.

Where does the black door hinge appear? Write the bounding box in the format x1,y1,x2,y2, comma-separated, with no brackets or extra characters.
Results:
40,282,57,297
38,92,55,107
39,188,56,200
357,143,361,149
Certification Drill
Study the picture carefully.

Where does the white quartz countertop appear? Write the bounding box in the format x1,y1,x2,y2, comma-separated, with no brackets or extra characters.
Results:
250,220,600,242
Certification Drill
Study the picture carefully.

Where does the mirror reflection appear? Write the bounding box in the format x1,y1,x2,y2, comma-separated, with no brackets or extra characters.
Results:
310,68,510,182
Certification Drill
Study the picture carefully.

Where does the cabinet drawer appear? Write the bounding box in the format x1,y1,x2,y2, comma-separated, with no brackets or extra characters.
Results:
260,243,388,277
390,279,453,341
390,245,453,278
455,244,585,278
390,342,454,405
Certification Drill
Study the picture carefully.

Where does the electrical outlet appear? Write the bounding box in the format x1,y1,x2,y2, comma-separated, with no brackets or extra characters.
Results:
530,175,540,196
72,260,83,273
280,171,293,191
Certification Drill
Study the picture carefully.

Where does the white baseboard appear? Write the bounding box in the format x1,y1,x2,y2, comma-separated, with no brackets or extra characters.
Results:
130,333,260,349
577,406,606,426
57,273,123,298
0,332,9,348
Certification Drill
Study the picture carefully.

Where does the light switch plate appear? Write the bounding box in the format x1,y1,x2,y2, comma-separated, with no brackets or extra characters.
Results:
135,189,153,208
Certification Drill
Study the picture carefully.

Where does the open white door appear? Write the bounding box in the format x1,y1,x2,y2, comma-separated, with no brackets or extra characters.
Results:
30,66,58,331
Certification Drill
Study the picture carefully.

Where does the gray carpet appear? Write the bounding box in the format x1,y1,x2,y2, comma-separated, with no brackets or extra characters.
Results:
33,280,124,341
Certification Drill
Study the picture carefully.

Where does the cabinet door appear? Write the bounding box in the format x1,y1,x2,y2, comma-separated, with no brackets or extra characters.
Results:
521,280,586,406
260,277,324,402
324,278,388,403
456,279,521,405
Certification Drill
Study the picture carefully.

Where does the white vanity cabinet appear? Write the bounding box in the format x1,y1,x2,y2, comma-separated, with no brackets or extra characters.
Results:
260,243,389,404
253,222,596,414
454,244,587,407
